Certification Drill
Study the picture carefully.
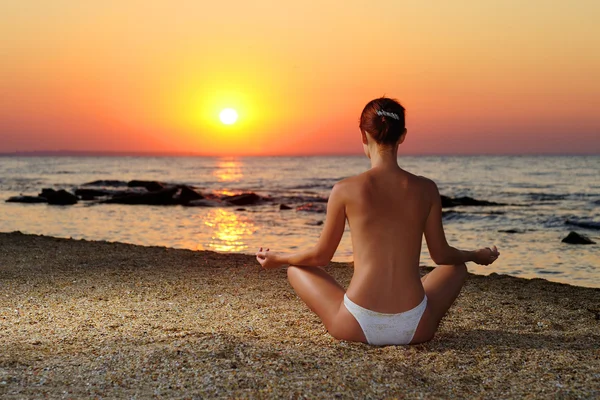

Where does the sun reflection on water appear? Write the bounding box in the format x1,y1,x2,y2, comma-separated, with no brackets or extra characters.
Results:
199,208,255,252
213,159,243,182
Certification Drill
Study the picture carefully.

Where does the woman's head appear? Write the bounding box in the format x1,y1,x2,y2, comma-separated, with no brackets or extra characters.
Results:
359,97,406,153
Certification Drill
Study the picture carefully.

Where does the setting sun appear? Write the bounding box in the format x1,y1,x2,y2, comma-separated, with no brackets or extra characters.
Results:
219,108,238,125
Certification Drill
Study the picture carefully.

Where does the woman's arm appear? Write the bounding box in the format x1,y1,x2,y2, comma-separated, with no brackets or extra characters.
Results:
256,183,347,269
423,179,499,266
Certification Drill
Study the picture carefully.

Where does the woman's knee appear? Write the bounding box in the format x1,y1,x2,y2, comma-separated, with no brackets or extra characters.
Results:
326,324,344,341
454,262,468,280
286,265,304,283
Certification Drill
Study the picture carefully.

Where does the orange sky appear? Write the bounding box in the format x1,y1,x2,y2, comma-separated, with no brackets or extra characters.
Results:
1,1,599,155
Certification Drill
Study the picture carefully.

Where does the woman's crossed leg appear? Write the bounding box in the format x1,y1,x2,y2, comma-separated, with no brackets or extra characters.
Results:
287,263,468,345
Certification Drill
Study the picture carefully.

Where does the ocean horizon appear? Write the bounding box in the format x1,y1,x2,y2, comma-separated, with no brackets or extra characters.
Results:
2,151,599,157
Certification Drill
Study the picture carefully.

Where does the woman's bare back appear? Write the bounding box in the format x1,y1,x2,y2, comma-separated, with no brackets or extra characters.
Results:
343,165,431,313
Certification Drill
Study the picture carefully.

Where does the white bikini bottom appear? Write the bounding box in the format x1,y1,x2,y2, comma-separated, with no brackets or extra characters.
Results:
343,294,428,346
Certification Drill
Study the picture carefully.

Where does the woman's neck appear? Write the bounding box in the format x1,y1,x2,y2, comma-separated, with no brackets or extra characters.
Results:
370,147,399,169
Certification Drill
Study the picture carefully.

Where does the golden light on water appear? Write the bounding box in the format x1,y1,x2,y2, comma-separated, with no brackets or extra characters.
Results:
212,159,243,182
201,209,255,252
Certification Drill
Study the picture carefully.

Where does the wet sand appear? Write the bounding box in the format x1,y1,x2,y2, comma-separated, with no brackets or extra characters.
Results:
1,232,599,398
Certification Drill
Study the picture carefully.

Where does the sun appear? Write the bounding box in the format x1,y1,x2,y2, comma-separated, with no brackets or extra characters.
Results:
219,108,238,125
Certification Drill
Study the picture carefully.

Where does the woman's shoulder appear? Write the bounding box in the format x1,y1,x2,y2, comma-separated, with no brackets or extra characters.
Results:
333,172,370,191
405,171,437,190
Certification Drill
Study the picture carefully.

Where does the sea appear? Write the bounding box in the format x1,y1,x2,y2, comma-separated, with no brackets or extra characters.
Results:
0,155,598,288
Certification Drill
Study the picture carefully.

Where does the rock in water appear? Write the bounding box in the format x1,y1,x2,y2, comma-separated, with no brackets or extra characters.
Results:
6,196,48,204
127,180,165,192
176,186,204,204
441,195,504,208
101,187,179,205
222,193,262,206
441,195,456,208
561,231,596,245
39,189,78,205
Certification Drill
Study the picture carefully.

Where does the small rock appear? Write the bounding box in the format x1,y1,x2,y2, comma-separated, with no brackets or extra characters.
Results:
40,189,78,205
306,220,324,226
279,204,293,210
222,193,262,206
561,231,596,245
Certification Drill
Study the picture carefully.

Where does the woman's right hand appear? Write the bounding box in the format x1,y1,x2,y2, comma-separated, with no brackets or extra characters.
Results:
472,246,500,265
256,247,285,269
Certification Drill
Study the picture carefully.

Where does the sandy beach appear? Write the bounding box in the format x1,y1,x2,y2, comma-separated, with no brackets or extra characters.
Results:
0,232,598,398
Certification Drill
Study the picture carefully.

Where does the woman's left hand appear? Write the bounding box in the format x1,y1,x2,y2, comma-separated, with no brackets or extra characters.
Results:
256,247,284,269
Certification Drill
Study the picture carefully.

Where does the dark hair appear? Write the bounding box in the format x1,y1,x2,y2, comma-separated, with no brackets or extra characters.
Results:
359,97,406,146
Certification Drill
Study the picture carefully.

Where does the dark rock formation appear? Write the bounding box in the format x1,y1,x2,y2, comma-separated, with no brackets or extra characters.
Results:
40,189,78,205
498,229,523,234
561,231,596,245
296,203,326,213
441,195,504,208
127,180,165,192
175,186,204,204
222,193,262,206
6,196,48,204
101,187,179,205
279,204,292,210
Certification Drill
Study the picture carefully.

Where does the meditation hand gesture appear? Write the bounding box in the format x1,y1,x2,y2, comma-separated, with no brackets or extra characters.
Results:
256,247,284,269
472,246,500,265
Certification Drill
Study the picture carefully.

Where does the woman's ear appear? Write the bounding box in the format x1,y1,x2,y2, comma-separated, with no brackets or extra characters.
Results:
361,129,368,145
398,129,407,145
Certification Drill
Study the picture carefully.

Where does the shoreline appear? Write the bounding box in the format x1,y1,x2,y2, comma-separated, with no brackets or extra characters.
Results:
2,229,598,290
1,231,599,398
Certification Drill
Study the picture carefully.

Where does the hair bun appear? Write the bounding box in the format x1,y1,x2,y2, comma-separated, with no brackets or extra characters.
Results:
359,97,406,146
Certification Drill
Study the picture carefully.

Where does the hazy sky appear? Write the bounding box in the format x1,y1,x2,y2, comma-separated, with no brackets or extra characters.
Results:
1,1,599,155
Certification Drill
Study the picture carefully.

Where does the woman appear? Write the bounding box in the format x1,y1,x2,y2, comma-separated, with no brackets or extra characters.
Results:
256,97,500,345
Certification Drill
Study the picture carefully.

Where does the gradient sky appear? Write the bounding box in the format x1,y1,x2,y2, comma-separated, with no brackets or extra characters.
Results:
1,1,599,155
